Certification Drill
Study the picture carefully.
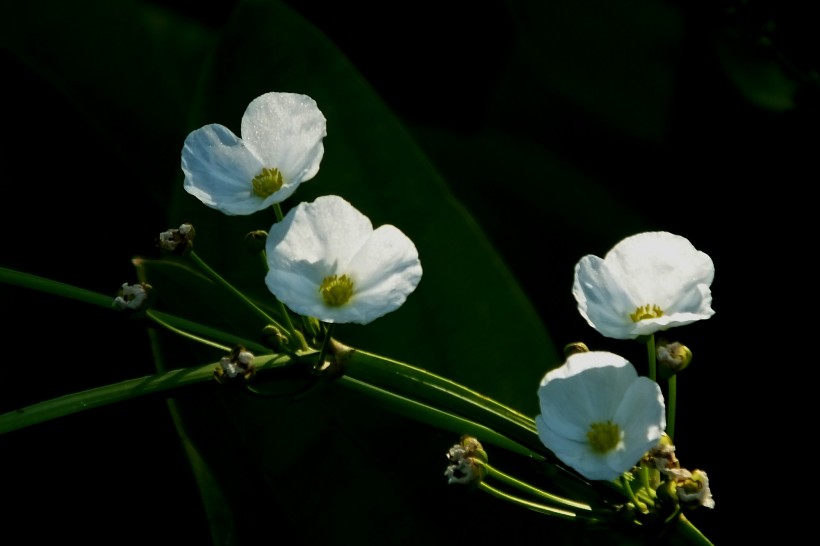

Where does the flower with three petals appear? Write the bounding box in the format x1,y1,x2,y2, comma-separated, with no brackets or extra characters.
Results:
181,92,327,215
264,195,423,325
572,231,715,340
535,351,666,481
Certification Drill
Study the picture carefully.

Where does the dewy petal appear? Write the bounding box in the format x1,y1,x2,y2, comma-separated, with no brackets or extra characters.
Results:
181,124,267,215
241,92,327,191
266,195,373,274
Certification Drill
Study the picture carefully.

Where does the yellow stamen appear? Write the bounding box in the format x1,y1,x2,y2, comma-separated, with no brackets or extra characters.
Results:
252,167,284,198
319,274,354,307
630,304,664,322
587,421,622,454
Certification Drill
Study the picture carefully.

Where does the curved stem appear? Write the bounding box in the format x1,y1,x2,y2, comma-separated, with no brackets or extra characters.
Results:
479,461,593,512
146,310,231,352
476,482,596,522
336,343,539,447
187,251,285,331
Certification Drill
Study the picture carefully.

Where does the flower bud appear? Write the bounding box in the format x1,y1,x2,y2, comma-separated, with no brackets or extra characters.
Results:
656,339,692,377
112,282,152,313
444,435,488,485
158,223,195,255
563,342,589,357
244,230,268,253
262,324,290,351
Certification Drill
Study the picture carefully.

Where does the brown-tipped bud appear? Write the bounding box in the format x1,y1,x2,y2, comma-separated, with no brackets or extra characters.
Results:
158,223,195,255
563,342,589,357
215,345,256,383
244,230,268,253
113,282,152,313
657,340,692,377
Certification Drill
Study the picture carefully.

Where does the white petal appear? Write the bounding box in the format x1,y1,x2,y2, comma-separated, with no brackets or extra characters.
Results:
264,195,421,324
605,231,714,307
611,378,666,468
181,124,267,215
344,225,423,324
573,256,640,339
535,352,661,481
241,92,327,185
266,195,373,275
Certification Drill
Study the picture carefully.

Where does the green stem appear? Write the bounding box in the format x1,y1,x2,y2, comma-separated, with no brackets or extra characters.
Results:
0,354,292,435
620,475,648,513
476,482,593,522
675,513,716,546
1,265,115,309
146,310,231,352
647,334,657,382
335,375,543,460
187,251,285,331
479,461,593,512
337,344,540,451
667,374,677,441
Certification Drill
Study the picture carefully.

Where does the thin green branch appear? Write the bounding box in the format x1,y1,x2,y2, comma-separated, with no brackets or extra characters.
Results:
0,355,292,435
476,482,594,522
479,461,593,512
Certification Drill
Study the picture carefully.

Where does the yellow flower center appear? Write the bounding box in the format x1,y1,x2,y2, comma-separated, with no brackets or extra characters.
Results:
252,167,284,198
630,304,664,322
319,274,354,307
587,421,622,454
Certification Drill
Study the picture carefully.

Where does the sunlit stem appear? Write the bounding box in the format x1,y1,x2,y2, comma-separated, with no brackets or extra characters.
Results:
620,475,648,513
476,482,596,522
339,346,538,439
272,202,285,222
316,323,335,367
646,334,657,382
676,513,716,546
186,251,285,331
146,309,231,352
475,460,593,512
667,374,677,440
335,375,544,460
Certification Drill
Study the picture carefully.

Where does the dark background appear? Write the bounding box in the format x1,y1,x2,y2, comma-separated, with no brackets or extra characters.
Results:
2,0,815,544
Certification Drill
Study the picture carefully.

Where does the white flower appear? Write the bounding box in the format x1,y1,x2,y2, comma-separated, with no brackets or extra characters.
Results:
535,351,666,481
572,231,715,340
181,92,327,215
264,195,423,324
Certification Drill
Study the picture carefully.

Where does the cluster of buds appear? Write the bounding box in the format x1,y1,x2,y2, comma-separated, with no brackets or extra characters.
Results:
214,346,256,384
643,435,715,510
157,223,196,255
444,435,488,486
